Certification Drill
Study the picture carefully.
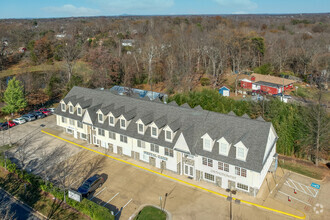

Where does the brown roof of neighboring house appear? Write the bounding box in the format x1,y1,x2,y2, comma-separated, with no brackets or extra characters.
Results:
251,73,296,86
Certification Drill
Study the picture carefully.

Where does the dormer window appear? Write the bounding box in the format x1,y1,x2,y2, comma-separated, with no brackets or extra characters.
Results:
203,139,211,151
151,127,158,138
220,143,227,154
165,130,172,141
61,103,66,111
138,123,144,134
109,116,114,126
69,105,74,114
77,107,82,116
237,147,244,158
235,141,248,161
98,113,103,123
120,119,126,129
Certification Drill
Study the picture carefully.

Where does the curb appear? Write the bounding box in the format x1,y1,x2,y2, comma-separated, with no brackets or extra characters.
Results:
0,186,48,220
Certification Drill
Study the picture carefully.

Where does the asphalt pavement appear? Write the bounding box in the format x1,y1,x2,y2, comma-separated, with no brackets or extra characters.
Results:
0,189,41,220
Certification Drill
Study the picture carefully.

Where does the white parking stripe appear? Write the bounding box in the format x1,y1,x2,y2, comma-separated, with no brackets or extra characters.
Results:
284,178,318,197
115,199,133,216
103,192,120,207
278,191,312,206
90,187,106,200
123,198,132,209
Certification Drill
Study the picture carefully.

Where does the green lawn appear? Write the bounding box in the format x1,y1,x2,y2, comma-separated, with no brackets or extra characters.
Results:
134,206,166,220
278,160,324,180
0,61,93,78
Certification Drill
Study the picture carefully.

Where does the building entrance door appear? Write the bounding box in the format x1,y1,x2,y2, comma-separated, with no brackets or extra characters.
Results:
117,146,123,155
160,161,166,171
108,143,113,152
184,164,194,177
149,157,156,167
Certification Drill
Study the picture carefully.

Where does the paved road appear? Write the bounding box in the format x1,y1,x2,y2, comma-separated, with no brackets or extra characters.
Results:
0,189,41,220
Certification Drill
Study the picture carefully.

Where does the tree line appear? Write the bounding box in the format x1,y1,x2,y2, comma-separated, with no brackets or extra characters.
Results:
169,89,329,165
0,15,329,96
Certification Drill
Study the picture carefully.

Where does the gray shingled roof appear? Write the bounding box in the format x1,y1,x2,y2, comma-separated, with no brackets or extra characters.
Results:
54,86,276,172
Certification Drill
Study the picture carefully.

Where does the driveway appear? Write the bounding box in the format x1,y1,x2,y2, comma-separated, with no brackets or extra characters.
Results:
0,188,42,220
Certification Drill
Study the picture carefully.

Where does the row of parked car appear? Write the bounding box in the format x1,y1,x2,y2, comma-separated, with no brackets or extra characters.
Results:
0,108,55,131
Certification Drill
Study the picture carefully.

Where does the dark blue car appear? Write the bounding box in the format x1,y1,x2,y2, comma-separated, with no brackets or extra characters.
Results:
78,175,104,197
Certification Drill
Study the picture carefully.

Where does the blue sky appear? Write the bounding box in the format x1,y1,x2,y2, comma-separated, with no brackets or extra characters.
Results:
0,0,329,18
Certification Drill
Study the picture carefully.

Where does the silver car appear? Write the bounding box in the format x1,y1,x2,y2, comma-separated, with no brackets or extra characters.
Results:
13,117,26,124
48,108,55,113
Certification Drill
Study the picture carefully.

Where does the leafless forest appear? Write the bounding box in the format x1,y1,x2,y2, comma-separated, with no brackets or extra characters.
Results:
0,14,329,94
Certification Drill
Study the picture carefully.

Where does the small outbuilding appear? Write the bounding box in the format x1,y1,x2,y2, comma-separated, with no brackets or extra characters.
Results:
219,86,230,97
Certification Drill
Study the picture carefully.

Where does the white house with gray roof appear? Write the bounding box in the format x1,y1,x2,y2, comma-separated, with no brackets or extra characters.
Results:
54,86,278,196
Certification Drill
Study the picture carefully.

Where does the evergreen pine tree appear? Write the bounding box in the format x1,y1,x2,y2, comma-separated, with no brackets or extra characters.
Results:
2,77,27,114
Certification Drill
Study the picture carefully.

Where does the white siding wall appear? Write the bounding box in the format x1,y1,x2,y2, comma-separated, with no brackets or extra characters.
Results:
258,143,276,189
195,155,258,190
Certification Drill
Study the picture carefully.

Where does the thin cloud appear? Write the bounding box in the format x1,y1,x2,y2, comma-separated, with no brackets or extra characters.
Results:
213,0,258,10
94,0,174,14
43,4,101,16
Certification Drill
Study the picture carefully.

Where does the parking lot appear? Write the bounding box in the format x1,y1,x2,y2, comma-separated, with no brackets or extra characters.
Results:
272,171,329,220
2,115,329,219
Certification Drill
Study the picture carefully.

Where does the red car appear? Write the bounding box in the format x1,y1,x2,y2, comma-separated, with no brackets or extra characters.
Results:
4,121,16,128
37,108,52,116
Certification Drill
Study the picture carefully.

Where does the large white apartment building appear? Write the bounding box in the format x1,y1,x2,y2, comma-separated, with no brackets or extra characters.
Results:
55,86,278,196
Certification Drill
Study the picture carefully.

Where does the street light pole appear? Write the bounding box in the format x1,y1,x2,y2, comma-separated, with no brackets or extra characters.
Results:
226,188,236,220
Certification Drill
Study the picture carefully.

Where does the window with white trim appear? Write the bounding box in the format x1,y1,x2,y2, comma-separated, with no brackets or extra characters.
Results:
204,173,215,182
120,119,126,129
69,105,73,113
98,113,103,122
165,130,172,141
138,123,144,134
237,183,248,191
77,121,83,128
137,140,145,148
80,133,87,140
220,143,227,154
61,116,67,123
69,119,75,126
164,148,173,157
151,127,157,137
150,144,159,153
61,103,66,111
203,138,211,151
98,128,105,136
237,147,244,158
120,135,128,143
202,157,213,167
235,167,247,177
109,131,116,140
218,161,229,172
109,116,114,126
77,107,82,116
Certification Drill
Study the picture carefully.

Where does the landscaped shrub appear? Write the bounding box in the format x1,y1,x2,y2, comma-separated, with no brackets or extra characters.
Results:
200,77,210,86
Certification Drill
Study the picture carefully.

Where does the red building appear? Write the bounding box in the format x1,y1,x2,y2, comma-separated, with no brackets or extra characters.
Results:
240,73,296,95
